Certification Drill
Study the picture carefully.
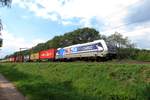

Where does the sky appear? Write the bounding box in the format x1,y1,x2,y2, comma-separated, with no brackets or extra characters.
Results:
0,0,150,58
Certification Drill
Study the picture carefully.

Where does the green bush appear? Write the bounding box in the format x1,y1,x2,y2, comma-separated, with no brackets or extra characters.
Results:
116,48,139,60
116,48,150,61
136,51,150,61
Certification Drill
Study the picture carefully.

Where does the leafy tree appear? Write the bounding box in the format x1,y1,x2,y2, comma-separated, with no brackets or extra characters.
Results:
55,27,101,47
0,37,2,47
107,32,136,59
44,27,101,49
12,27,101,55
0,0,12,32
0,0,12,7
107,32,135,48
0,0,12,47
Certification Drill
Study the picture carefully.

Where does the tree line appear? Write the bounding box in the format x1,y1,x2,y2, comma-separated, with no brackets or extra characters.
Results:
14,27,133,55
5,27,149,61
1,1,149,61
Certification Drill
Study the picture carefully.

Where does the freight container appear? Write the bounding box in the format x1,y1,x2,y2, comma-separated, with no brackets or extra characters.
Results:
24,55,30,62
30,52,39,61
56,48,65,59
39,49,56,60
9,56,16,62
16,55,24,62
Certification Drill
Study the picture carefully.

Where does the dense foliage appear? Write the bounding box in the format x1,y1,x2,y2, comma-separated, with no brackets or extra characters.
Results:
135,50,150,61
117,48,150,61
0,37,2,47
106,32,135,48
5,27,150,61
0,0,12,47
12,28,129,55
0,0,11,7
0,62,150,100
14,27,101,55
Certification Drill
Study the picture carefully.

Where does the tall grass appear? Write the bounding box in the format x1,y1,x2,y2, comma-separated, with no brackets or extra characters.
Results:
0,62,150,100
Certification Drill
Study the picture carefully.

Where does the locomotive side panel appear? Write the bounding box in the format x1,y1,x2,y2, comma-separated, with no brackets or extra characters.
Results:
63,40,108,59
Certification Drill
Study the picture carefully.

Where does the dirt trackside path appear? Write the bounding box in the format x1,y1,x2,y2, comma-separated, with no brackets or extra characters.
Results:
0,74,26,100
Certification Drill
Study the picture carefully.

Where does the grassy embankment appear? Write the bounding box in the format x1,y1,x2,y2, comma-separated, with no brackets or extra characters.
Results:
0,62,150,100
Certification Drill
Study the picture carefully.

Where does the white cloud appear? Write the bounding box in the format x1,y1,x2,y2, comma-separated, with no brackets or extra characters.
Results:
12,0,150,49
100,22,150,49
13,0,140,26
0,30,45,58
61,20,72,26
123,26,150,49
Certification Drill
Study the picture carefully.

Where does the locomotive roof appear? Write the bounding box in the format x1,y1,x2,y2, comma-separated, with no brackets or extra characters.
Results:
64,39,105,49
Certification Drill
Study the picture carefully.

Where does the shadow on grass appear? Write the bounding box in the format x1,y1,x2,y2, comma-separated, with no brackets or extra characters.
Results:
0,64,98,100
0,64,31,82
143,85,150,100
19,80,129,100
19,80,150,100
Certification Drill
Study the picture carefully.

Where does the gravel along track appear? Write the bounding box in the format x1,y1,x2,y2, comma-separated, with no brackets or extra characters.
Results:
0,74,26,100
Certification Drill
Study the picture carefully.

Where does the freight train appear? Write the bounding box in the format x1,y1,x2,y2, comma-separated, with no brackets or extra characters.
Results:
1,39,116,62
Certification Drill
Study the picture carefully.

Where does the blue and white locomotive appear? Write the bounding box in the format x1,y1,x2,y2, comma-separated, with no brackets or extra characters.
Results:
56,39,116,60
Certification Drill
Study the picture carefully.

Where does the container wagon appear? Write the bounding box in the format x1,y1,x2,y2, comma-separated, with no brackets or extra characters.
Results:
30,53,39,62
39,49,56,61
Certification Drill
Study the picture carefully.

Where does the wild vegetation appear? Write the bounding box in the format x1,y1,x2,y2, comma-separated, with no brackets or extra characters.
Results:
5,27,149,61
0,1,149,100
0,62,150,100
116,48,150,61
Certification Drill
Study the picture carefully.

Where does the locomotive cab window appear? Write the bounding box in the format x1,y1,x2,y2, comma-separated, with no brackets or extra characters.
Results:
97,43,102,47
